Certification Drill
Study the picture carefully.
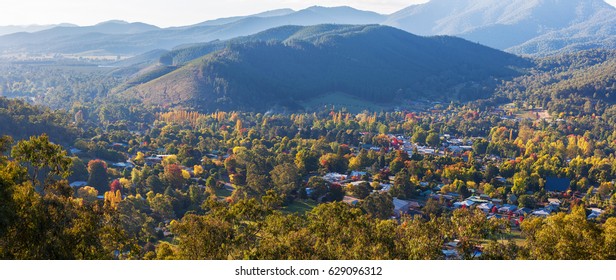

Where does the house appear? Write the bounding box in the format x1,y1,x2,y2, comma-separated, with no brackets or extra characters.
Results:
111,142,127,149
448,146,464,154
156,155,175,159
407,200,421,209
404,149,414,158
545,203,560,213
420,190,433,197
205,153,219,160
323,173,347,183
379,183,392,192
587,208,604,219
532,209,551,217
112,162,134,169
305,188,314,197
343,196,361,206
498,204,518,213
491,198,503,205
548,198,561,206
393,198,412,217
418,148,436,155
70,181,88,188
145,156,163,166
494,176,507,184
446,192,460,199
442,249,459,259
467,196,489,204
516,207,533,216
443,239,461,260
477,203,495,212
453,200,475,209
349,181,368,187
545,177,571,192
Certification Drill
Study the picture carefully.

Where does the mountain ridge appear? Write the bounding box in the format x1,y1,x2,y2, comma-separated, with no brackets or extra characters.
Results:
384,0,616,55
118,24,530,112
1,2,614,57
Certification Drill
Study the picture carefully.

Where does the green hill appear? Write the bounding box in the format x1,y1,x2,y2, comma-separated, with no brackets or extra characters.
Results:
498,49,616,106
120,25,529,112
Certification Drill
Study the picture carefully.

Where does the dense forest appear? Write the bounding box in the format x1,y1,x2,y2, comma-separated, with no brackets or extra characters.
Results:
498,50,616,109
122,25,528,112
0,98,78,144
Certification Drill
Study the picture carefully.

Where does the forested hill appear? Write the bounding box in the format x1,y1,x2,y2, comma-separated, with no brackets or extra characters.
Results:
497,49,616,112
121,25,530,112
0,97,78,145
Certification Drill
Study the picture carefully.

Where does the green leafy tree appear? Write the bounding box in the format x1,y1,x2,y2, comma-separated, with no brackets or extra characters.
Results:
87,160,108,194
361,192,394,219
522,206,602,260
163,164,185,190
426,132,440,147
391,170,414,199
11,134,72,186
306,177,329,201
170,214,233,259
270,163,300,196
146,175,164,194
347,181,372,199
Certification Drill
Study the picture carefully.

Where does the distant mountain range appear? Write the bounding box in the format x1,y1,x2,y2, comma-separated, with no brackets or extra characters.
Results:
386,0,616,56
0,6,385,56
0,23,77,36
116,25,529,112
0,1,614,57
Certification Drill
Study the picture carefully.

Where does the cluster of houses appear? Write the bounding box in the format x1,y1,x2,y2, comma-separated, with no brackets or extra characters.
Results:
361,133,477,159
318,166,604,228
321,171,424,218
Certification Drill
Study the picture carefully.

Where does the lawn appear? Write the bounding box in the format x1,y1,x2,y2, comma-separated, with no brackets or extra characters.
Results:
507,229,526,246
283,199,318,214
301,92,391,113
215,187,233,199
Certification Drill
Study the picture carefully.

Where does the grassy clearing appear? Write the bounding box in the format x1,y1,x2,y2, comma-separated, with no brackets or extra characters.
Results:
215,187,233,199
283,199,318,214
502,103,551,121
302,92,391,113
507,229,526,246
479,229,526,247
516,110,551,120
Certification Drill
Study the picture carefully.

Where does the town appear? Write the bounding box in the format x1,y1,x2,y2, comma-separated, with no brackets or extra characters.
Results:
49,101,616,259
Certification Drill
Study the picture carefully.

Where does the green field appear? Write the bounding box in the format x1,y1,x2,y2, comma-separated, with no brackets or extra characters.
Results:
215,187,233,199
302,92,391,113
507,229,526,246
283,199,318,214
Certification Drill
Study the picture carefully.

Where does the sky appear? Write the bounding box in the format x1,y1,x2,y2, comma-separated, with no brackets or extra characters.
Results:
1,0,616,27
2,0,423,27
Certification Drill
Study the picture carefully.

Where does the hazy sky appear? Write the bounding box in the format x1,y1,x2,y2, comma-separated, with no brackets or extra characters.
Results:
1,0,615,27
0,0,427,27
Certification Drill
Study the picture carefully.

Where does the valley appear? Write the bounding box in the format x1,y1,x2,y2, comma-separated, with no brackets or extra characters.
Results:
1,0,616,262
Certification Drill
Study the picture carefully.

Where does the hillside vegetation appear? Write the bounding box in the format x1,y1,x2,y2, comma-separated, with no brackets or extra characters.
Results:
122,25,529,112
